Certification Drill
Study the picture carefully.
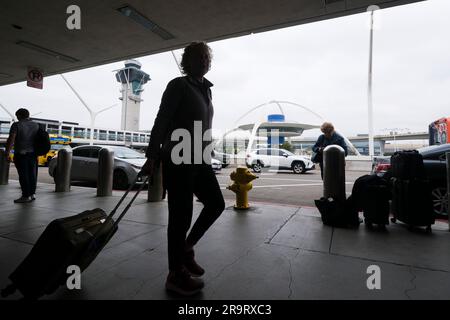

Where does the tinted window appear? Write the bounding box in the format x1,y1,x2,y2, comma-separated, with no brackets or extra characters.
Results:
90,148,101,158
257,149,268,155
278,150,286,156
422,152,441,161
73,148,91,158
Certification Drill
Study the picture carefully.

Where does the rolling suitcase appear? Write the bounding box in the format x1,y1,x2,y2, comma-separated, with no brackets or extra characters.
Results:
351,174,391,229
391,177,435,232
1,175,149,300
363,184,391,229
390,150,426,180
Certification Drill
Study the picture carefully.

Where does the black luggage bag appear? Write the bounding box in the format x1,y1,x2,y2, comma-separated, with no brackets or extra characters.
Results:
391,177,435,232
1,175,149,300
315,197,360,228
390,150,426,180
351,174,391,229
363,184,391,228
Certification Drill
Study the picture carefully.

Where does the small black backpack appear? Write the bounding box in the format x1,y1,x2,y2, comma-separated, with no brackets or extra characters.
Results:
34,125,51,156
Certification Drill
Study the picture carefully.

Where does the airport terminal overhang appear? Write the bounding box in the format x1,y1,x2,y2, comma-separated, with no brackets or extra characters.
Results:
0,0,423,86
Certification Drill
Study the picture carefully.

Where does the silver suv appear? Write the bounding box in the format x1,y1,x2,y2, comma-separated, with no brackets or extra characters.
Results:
246,148,315,174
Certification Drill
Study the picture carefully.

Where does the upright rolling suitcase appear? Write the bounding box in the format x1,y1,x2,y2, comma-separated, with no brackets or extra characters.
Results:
363,184,390,229
390,150,426,180
1,175,149,300
351,174,390,229
391,178,434,232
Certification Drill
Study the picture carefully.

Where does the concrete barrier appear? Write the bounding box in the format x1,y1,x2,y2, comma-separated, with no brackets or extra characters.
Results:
97,148,114,197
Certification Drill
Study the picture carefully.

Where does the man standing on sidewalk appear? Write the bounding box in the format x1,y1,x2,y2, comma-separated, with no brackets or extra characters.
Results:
5,108,39,203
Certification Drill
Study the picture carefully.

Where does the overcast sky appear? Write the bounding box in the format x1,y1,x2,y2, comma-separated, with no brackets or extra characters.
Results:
1,0,449,139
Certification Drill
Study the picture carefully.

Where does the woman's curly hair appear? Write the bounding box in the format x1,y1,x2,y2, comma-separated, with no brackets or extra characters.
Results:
180,41,212,76
320,122,335,134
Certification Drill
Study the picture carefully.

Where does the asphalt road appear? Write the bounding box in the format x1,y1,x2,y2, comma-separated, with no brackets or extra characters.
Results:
8,164,370,208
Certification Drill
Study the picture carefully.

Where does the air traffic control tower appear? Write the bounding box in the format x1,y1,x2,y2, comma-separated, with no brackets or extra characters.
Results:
115,59,150,131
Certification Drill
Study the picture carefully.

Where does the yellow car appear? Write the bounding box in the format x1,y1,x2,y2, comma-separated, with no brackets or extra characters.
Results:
8,134,72,166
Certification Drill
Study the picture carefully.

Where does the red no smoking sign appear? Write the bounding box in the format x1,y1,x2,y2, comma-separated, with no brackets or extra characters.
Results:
27,67,43,89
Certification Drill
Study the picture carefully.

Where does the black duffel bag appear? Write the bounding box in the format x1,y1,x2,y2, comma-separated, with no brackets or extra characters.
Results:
315,196,360,228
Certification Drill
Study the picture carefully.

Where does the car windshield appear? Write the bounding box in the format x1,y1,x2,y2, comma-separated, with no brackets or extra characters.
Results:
108,147,145,159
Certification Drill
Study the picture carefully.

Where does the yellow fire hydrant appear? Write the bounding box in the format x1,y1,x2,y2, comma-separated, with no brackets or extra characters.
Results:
227,166,258,209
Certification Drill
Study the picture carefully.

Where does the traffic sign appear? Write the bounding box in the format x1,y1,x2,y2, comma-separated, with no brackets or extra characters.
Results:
27,67,43,89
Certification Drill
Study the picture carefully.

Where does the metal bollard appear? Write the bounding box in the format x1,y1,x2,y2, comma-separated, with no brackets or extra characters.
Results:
0,149,10,185
446,152,450,230
323,145,346,202
148,164,163,202
54,149,72,192
97,148,114,197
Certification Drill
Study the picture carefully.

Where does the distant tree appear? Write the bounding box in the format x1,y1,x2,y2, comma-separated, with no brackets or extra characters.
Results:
280,141,294,152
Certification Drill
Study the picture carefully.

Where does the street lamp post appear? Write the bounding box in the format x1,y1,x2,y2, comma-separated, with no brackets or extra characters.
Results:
60,74,118,145
367,6,378,158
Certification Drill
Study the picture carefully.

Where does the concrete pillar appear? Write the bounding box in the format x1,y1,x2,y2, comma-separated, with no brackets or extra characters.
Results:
0,149,10,185
148,164,163,202
323,145,346,202
54,149,72,192
97,148,114,197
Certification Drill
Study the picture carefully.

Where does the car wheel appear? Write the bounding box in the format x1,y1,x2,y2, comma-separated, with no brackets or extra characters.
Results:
431,187,448,217
292,161,305,174
46,156,52,167
113,170,129,190
252,162,262,173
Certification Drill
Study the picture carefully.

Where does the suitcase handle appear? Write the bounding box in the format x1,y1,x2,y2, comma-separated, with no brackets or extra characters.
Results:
91,173,150,244
111,174,150,227
107,173,149,223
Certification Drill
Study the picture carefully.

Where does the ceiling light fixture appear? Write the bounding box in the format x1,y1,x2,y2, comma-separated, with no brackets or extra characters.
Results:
16,41,79,63
117,5,175,40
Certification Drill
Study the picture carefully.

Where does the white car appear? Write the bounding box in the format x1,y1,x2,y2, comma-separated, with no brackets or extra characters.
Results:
211,158,222,172
246,148,315,174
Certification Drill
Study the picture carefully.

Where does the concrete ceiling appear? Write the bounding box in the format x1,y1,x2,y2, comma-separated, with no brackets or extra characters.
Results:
0,0,424,86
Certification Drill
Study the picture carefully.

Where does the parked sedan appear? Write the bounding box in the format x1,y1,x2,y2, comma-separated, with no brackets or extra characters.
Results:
49,145,146,190
372,143,449,217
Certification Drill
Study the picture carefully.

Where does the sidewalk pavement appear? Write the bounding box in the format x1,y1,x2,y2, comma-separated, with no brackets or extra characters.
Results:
1,181,449,300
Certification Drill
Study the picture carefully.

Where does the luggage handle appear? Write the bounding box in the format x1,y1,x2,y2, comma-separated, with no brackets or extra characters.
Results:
111,174,150,227
90,173,150,244
107,173,150,223
105,172,150,225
